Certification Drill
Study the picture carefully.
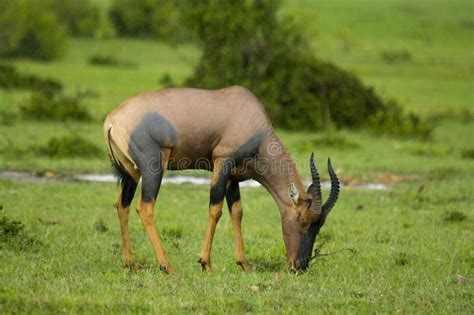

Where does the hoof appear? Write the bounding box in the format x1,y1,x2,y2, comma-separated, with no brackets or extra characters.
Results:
236,260,251,272
159,264,176,274
124,259,134,268
198,258,212,272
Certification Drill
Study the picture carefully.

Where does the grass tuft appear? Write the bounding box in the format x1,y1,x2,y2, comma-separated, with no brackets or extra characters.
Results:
0,214,42,251
161,227,183,240
443,211,467,223
461,148,474,160
394,252,410,266
94,219,109,232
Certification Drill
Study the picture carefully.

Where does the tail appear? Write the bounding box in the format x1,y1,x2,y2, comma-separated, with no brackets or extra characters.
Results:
106,126,134,185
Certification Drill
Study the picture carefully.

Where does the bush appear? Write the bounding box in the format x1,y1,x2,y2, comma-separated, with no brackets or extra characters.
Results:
0,0,67,60
48,0,100,37
109,0,188,42
182,0,430,137
0,214,43,251
380,49,412,63
443,211,467,223
37,135,101,158
0,64,62,95
368,101,432,139
295,132,360,153
88,54,136,68
19,92,92,121
461,148,474,160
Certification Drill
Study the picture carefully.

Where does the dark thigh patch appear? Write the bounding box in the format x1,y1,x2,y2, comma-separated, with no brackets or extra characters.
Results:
129,113,178,151
128,113,177,202
128,112,177,174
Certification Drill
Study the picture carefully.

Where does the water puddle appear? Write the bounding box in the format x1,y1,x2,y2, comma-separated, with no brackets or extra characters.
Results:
0,171,391,190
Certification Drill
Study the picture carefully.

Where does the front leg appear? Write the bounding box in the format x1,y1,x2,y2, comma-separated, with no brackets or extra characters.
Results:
199,158,232,272
225,180,251,271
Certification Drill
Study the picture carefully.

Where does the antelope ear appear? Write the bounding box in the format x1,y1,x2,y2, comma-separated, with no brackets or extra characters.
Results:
288,183,299,205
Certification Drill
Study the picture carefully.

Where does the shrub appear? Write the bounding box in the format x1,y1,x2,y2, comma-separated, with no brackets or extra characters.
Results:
37,135,101,158
0,0,67,60
0,214,43,251
88,54,136,68
0,64,62,95
94,219,109,232
443,211,467,223
0,110,17,126
48,0,100,37
380,49,412,63
368,102,432,139
159,73,174,87
182,0,430,137
461,148,474,159
295,133,360,153
109,0,188,42
19,92,92,121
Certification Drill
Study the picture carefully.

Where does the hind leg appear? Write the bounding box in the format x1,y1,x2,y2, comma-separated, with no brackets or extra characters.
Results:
136,149,175,273
116,176,137,267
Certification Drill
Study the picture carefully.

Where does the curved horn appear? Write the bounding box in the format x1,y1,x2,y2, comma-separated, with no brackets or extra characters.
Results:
307,152,322,213
322,158,340,215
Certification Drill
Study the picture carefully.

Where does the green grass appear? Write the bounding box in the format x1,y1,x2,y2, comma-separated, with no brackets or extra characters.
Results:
0,176,472,313
286,0,474,115
0,0,473,313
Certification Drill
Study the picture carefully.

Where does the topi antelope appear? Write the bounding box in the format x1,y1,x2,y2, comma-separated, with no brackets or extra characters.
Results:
104,86,340,273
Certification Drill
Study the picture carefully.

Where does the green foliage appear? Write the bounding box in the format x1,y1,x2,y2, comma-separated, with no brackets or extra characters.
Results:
0,0,67,60
109,0,188,42
159,73,174,87
48,0,100,37
37,135,102,158
19,92,92,121
182,0,430,137
393,252,411,266
0,215,24,242
93,219,109,232
295,132,360,153
461,148,474,159
368,102,432,139
443,211,467,223
380,49,412,63
0,110,17,126
88,54,136,68
0,64,62,95
0,214,42,251
428,108,474,124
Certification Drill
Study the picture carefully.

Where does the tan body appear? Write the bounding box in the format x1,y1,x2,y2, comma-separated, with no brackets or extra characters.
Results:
104,86,339,272
105,86,269,176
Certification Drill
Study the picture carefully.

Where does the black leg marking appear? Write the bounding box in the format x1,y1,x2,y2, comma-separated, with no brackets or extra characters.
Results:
110,159,137,208
225,180,241,211
210,159,233,205
121,178,137,208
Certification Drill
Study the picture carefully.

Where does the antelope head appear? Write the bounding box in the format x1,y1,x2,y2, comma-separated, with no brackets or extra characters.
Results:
288,153,340,270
